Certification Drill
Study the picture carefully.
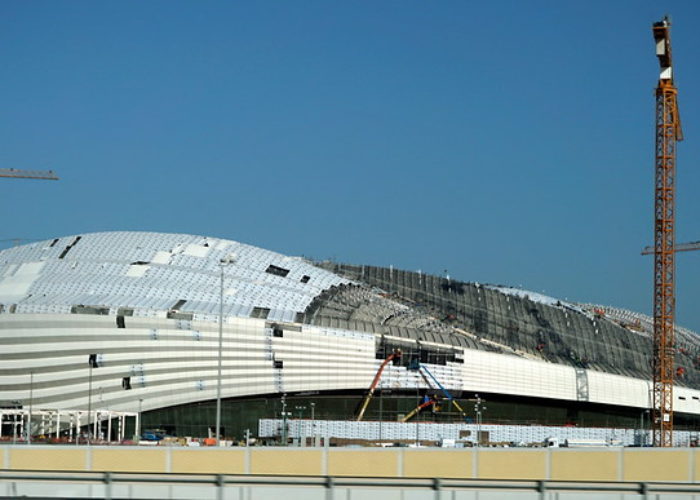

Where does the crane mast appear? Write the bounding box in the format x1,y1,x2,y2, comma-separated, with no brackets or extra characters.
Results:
651,16,682,447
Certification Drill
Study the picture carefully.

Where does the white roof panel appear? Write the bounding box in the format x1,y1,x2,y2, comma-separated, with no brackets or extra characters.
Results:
0,231,350,322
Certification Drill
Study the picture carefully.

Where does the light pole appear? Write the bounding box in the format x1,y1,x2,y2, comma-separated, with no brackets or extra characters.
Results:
295,405,306,446
281,393,288,446
87,355,97,445
97,387,104,440
310,402,316,445
27,371,33,445
641,409,650,446
136,398,143,443
12,402,21,444
474,394,486,447
415,384,420,446
379,389,383,441
215,256,234,446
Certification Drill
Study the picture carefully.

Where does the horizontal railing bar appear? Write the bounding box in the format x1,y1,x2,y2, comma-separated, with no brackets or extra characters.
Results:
3,471,700,495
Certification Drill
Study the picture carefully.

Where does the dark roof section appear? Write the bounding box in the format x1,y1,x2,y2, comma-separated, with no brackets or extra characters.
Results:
311,262,700,390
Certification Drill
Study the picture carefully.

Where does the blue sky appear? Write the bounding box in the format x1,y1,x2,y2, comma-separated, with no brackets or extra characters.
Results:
1,1,699,330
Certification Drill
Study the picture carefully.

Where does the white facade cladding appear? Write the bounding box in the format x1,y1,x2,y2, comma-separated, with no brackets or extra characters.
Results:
461,347,700,414
1,231,699,420
1,313,378,414
3,311,700,417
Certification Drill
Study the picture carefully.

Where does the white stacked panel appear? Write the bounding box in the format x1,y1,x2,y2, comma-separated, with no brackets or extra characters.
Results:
259,418,695,446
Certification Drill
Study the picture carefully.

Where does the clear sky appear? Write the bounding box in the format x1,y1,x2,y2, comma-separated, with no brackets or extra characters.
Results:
1,1,699,330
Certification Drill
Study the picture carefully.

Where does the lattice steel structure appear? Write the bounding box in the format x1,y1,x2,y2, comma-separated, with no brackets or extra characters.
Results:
651,17,683,447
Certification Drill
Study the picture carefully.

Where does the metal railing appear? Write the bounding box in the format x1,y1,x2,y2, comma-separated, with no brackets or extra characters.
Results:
3,470,700,500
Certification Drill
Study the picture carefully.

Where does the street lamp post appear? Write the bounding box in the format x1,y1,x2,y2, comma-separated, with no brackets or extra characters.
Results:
474,394,486,447
86,354,100,445
281,393,288,446
310,402,315,442
135,398,143,443
12,403,20,444
215,256,234,446
215,262,224,445
27,372,33,445
415,384,420,446
295,405,306,446
87,361,93,445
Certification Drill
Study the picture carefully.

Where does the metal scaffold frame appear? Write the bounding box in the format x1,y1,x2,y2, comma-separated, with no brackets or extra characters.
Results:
0,409,137,443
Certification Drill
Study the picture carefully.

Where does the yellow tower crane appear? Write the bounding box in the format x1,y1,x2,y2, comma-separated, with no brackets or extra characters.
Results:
651,16,683,447
0,168,58,181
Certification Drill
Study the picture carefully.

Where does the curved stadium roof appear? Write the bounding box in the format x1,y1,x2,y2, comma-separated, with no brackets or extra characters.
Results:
0,232,349,322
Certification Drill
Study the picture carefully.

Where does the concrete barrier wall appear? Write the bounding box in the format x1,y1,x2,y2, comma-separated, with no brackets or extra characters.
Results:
3,446,700,482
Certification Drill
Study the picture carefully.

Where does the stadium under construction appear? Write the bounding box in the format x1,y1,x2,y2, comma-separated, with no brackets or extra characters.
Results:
1,231,700,445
